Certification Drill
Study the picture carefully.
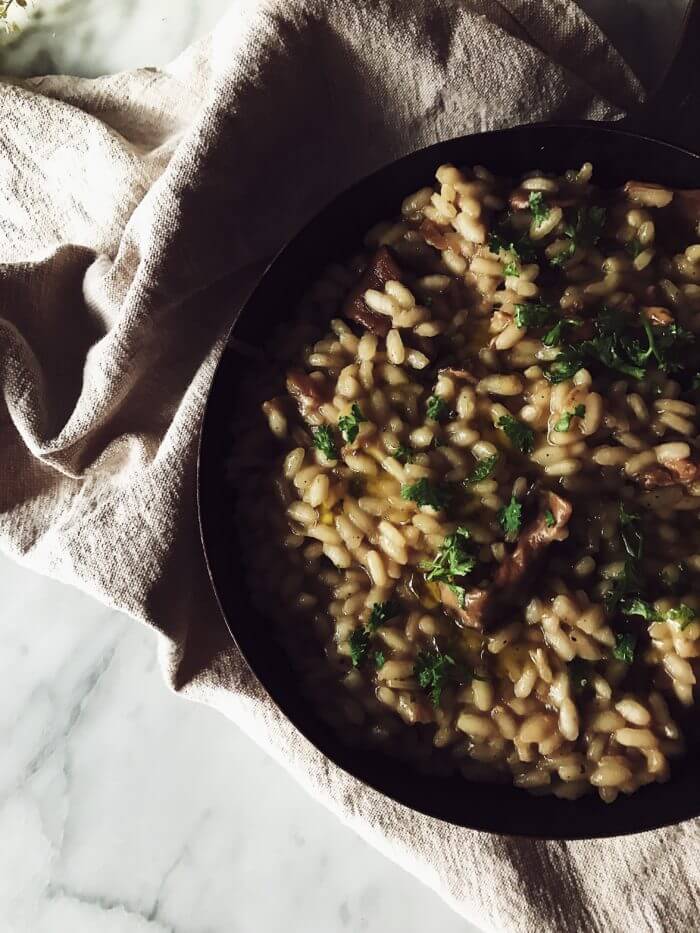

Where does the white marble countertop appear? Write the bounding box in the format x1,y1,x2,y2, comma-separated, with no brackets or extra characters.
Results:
0,2,691,931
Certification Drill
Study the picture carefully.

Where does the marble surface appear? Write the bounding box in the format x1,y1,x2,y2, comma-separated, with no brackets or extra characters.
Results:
0,550,474,933
0,2,693,932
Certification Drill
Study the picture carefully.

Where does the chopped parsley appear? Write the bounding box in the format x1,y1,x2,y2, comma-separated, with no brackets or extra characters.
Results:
349,627,371,667
613,631,637,664
414,649,455,706
528,191,550,225
542,317,582,348
488,229,537,277
426,395,448,421
553,403,585,432
496,414,535,454
544,509,555,528
367,600,399,631
546,306,698,385
550,205,607,267
338,403,366,444
620,597,658,621
465,454,499,486
312,425,338,460
373,650,386,669
400,478,453,510
421,527,476,607
513,301,557,330
392,443,414,464
604,505,645,613
626,238,643,258
667,604,697,630
498,495,522,540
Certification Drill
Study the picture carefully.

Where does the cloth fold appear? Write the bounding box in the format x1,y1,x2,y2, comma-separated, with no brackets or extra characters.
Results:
1,1,697,930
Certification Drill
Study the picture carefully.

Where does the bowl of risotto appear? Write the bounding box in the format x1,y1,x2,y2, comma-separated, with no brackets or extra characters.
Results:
199,123,700,837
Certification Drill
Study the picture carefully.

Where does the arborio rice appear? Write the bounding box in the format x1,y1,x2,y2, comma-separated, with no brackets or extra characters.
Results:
235,161,700,803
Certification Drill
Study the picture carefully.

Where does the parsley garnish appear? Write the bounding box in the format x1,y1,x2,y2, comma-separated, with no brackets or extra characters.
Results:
312,425,338,460
544,509,555,528
400,478,452,510
421,527,476,606
392,443,414,464
542,317,582,348
528,191,550,225
668,604,696,630
374,650,386,669
426,395,448,421
550,205,607,267
338,403,366,444
605,505,645,612
613,631,637,664
349,627,371,667
496,414,535,454
465,454,499,486
489,229,537,277
367,601,399,631
620,597,658,621
414,650,455,706
498,495,522,541
513,301,557,330
553,403,585,432
626,238,643,259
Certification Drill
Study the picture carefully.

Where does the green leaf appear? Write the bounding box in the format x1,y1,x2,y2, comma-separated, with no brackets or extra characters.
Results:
401,478,453,510
542,318,582,348
422,528,476,596
620,597,659,621
553,403,586,433
626,238,643,258
349,627,371,667
667,604,696,630
392,443,414,464
338,403,366,444
312,425,338,460
619,504,643,560
514,301,557,330
498,495,522,540
496,414,535,454
373,650,386,669
544,509,555,528
613,631,637,664
528,191,550,225
414,650,455,706
426,395,448,421
549,205,606,267
367,601,399,632
465,454,499,486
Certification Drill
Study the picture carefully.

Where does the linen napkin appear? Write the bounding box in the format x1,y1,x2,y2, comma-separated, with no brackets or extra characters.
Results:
1,1,698,929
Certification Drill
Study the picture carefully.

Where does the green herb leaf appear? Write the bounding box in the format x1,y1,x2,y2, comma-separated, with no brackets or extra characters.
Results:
497,414,535,454
401,478,453,510
367,601,399,632
667,604,696,630
422,527,476,597
312,425,338,460
498,495,522,540
549,205,606,267
613,631,637,664
465,454,499,486
626,238,643,258
414,649,455,706
426,395,448,421
514,301,557,330
542,317,583,348
619,504,643,560
338,403,366,444
553,403,586,433
544,509,555,528
620,597,659,621
528,191,550,225
373,650,386,669
349,627,371,667
488,229,537,277
392,443,414,464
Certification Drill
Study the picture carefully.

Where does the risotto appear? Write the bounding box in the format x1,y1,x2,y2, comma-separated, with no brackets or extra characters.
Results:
236,160,700,803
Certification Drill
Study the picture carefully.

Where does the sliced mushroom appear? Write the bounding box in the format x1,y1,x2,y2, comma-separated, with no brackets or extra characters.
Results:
635,458,700,490
286,370,329,420
342,246,403,337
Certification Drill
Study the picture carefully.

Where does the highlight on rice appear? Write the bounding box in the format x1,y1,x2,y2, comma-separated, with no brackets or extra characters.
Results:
233,160,700,802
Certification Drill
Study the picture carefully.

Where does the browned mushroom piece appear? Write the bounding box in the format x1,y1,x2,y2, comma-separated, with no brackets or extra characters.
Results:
437,491,573,632
286,370,329,420
641,306,674,326
636,458,700,490
342,246,403,337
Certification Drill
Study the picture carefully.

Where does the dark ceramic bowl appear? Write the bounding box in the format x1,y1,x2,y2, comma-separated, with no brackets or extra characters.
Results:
198,120,700,837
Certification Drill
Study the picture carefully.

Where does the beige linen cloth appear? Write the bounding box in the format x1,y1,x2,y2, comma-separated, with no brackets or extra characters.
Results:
1,1,698,929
